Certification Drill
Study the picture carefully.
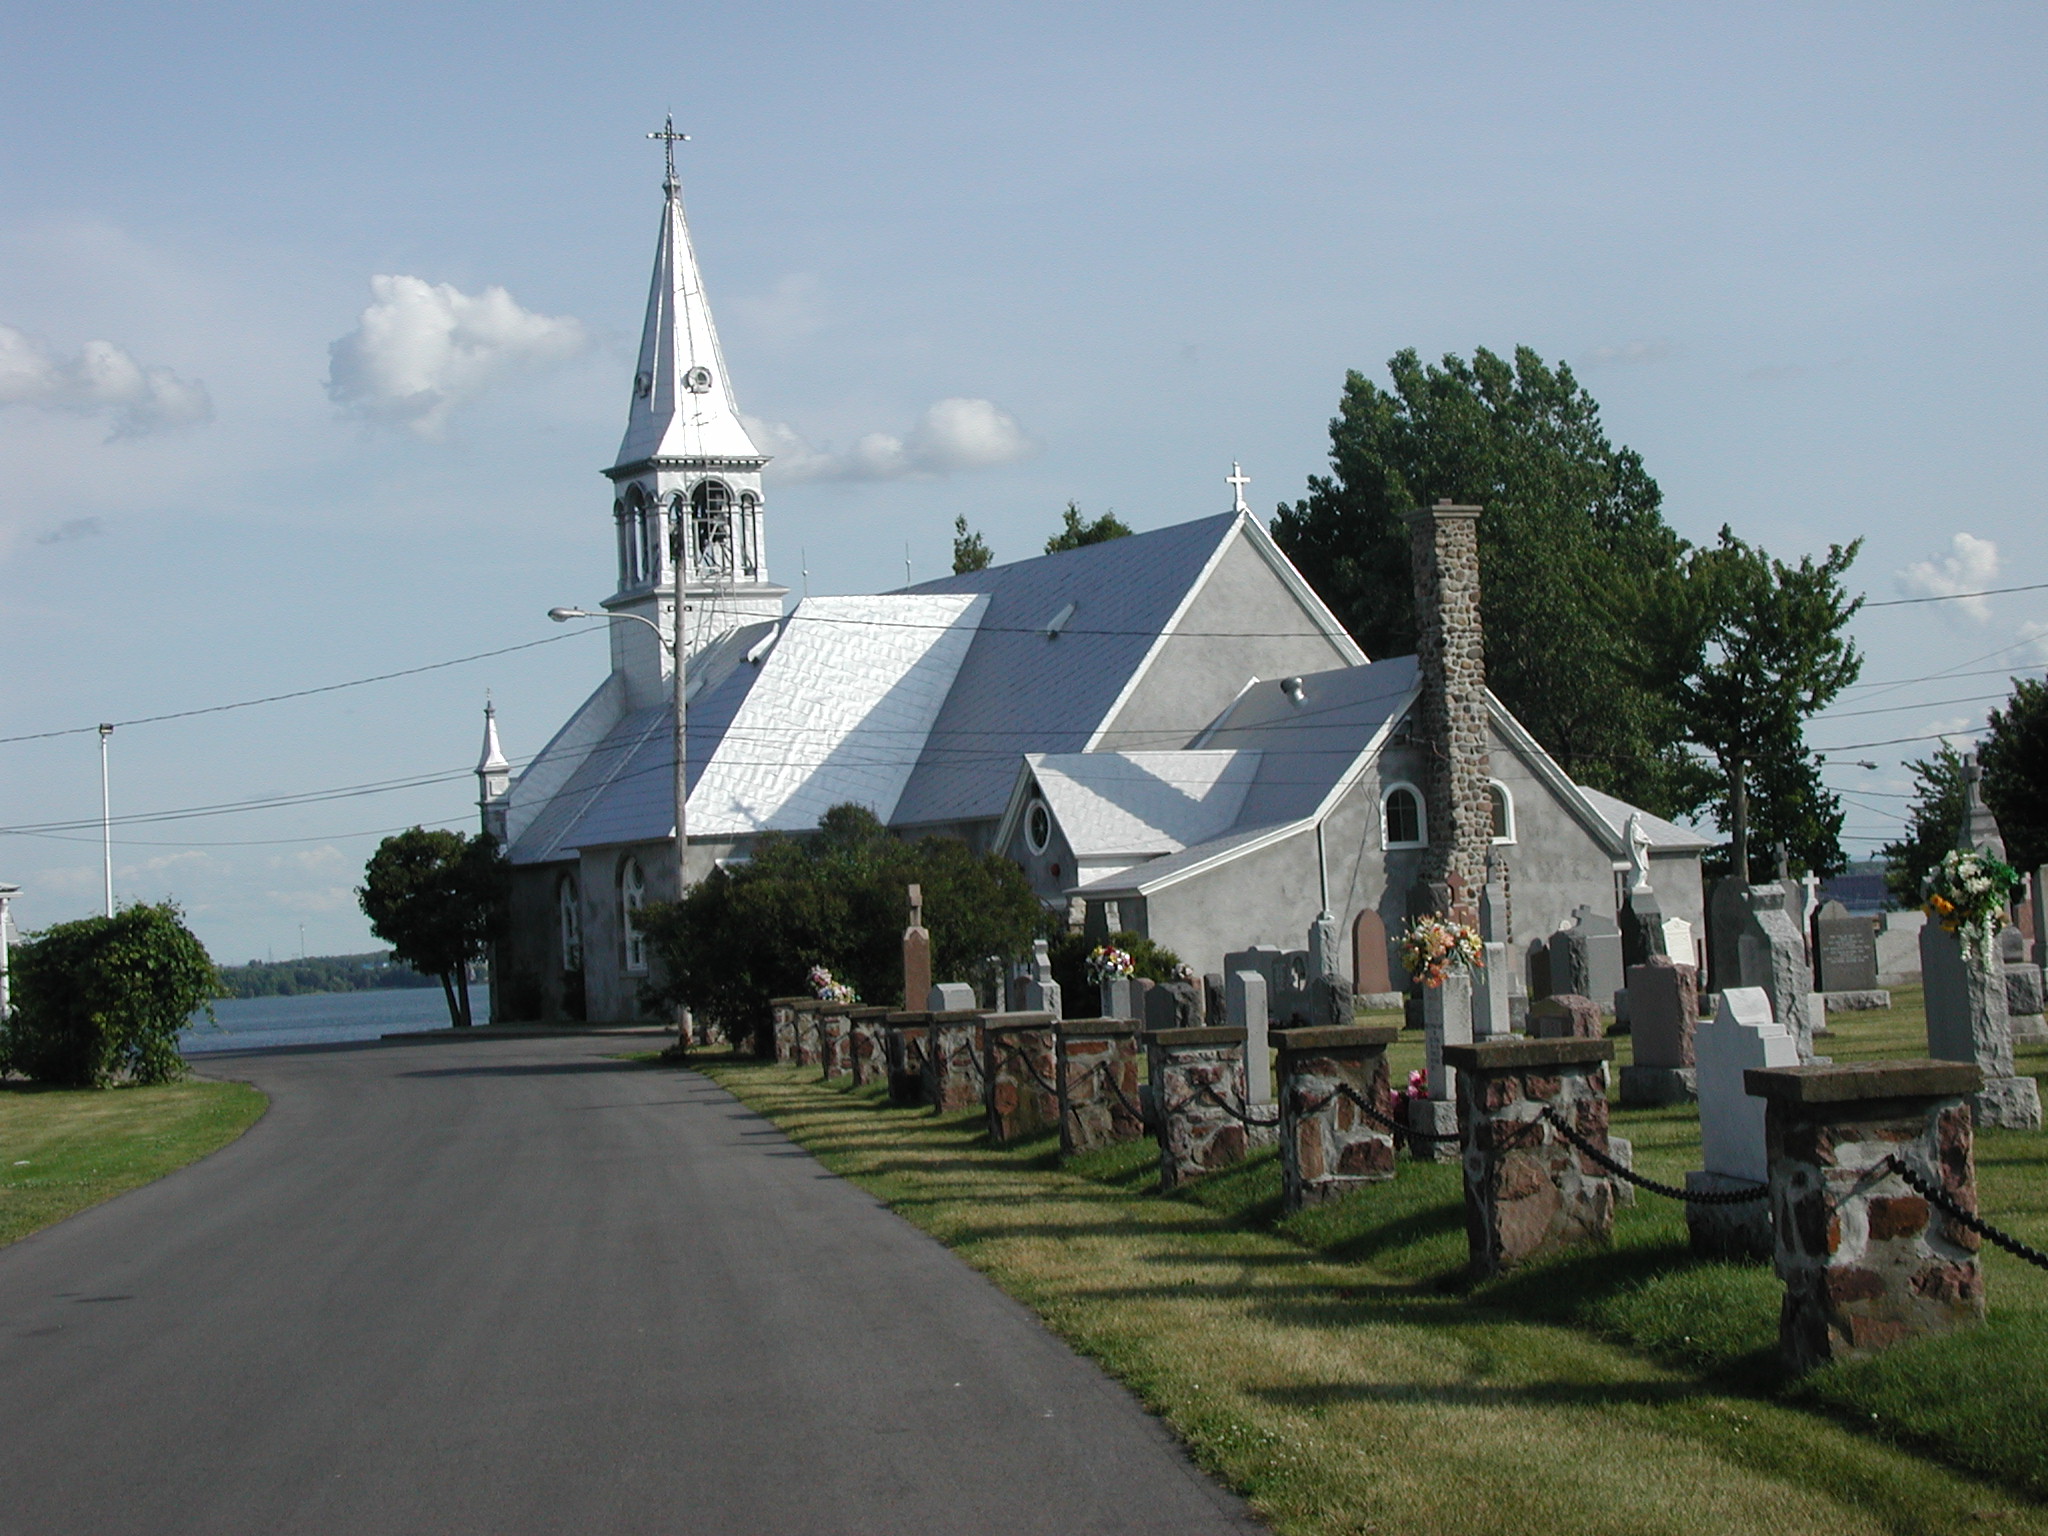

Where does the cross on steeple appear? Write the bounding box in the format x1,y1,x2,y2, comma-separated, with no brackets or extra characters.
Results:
1226,461,1251,514
648,113,689,194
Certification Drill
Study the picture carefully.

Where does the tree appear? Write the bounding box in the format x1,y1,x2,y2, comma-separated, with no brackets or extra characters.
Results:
639,803,1041,1038
1981,676,2048,873
1044,501,1132,554
1271,347,1702,815
358,829,507,1028
1670,529,1864,879
1880,744,1969,907
0,902,217,1087
951,515,992,573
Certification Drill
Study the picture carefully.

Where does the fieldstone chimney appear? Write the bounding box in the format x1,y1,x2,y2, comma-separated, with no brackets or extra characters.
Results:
1404,499,1492,918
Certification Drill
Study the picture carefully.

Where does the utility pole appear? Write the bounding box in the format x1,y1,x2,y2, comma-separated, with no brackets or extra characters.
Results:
98,724,114,918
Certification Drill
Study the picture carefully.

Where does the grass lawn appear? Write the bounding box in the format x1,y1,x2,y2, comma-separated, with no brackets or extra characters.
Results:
697,988,2048,1536
0,1078,267,1247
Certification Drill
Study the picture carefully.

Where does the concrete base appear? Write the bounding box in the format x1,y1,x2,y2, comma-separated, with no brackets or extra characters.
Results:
1407,1096,1460,1161
1356,991,1406,1011
1976,1074,2043,1130
1685,1172,1771,1261
2011,1013,2048,1045
1821,990,1893,1012
1619,1064,1697,1108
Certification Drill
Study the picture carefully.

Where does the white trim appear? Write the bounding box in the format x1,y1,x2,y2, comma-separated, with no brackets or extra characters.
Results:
992,759,1041,853
1381,781,1427,849
1488,778,1517,844
1188,676,1261,748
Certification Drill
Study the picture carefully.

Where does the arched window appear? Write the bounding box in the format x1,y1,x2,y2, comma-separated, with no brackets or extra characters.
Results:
620,856,648,974
690,480,733,576
623,485,650,586
737,491,760,576
558,875,583,971
1382,783,1426,849
1024,798,1053,855
1488,780,1516,843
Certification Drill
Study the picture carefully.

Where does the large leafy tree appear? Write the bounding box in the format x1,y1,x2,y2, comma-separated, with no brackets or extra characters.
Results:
1880,744,1969,907
1981,676,2048,873
1272,347,1700,814
1670,529,1864,879
0,902,217,1087
358,828,508,1028
640,803,1041,1037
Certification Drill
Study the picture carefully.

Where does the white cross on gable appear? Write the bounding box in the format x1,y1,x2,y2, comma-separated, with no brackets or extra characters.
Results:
1226,461,1251,513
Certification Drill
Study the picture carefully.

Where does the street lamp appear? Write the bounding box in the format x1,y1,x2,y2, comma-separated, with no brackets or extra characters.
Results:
98,723,115,919
549,604,691,1044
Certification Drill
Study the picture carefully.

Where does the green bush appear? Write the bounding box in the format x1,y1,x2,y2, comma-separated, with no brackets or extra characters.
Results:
639,803,1042,1038
1,902,218,1087
1046,928,1184,1013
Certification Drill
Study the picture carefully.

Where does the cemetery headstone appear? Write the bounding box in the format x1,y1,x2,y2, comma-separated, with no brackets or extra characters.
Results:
1812,901,1877,993
1621,886,1667,968
1739,884,1818,1062
1351,910,1393,999
1023,937,1062,1018
1619,955,1698,1107
927,982,977,1012
1225,970,1273,1104
1203,972,1226,1026
1309,912,1341,980
1707,874,1749,994
1473,943,1511,1038
1527,994,1601,1040
1222,946,1285,1016
2005,961,2046,1044
1686,987,1794,1260
902,884,931,1011
1550,906,1624,1011
1923,922,2042,1128
1661,917,1695,969
1409,967,1473,1159
1101,975,1138,1022
2034,867,2047,970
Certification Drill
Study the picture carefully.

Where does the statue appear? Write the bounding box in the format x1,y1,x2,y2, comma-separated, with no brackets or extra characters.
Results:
1625,812,1653,896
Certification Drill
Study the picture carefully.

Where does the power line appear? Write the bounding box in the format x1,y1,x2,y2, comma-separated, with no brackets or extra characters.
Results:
1810,691,2011,723
1864,580,2048,609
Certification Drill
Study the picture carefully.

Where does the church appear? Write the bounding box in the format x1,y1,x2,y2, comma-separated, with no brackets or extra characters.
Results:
483,147,1706,1024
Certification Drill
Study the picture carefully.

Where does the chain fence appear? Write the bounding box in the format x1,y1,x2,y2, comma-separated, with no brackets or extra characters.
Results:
1885,1154,2048,1272
1537,1106,1769,1204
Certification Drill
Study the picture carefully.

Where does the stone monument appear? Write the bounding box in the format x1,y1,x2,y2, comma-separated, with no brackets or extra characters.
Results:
1738,884,1818,1061
1549,906,1623,1012
1813,899,1878,994
1225,969,1273,1105
1618,954,1698,1107
901,884,931,1012
1409,966,1472,1159
1685,987,1796,1259
1022,937,1062,1019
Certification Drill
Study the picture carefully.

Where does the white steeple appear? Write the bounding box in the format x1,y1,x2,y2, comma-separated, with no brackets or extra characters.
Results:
602,118,786,708
477,698,510,838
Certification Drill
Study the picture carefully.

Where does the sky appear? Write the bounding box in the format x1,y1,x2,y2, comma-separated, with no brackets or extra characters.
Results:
1,1,2043,963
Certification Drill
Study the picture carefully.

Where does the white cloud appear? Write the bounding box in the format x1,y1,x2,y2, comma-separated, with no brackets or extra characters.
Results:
0,322,212,438
325,275,587,438
746,397,1037,483
1897,532,2001,621
1580,339,1674,369
2015,619,2048,668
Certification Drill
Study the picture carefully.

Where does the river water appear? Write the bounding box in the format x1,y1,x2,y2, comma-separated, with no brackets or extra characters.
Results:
180,985,490,1055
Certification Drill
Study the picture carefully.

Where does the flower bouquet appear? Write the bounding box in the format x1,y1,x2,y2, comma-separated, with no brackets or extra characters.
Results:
1923,847,2019,964
1399,914,1483,989
808,964,857,1006
1085,944,1135,986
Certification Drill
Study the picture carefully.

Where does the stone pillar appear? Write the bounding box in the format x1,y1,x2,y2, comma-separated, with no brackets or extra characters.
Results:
984,1013,1059,1143
1402,499,1491,903
848,1005,892,1087
1225,970,1273,1104
1922,924,2042,1128
1740,885,1818,1061
1277,1025,1398,1211
1410,968,1474,1161
1055,1020,1144,1155
769,998,806,1065
1687,987,1796,1259
1149,1027,1261,1191
790,999,824,1068
1746,1060,1986,1374
922,1009,987,1113
1442,1037,1618,1280
1619,956,1699,1107
818,1007,853,1080
883,1011,933,1107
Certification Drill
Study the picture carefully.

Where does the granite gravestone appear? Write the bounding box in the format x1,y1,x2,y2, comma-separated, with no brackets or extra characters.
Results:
1549,906,1623,1010
1023,937,1062,1019
1685,987,1798,1259
1619,956,1698,1107
902,884,931,1012
1225,969,1273,1104
1813,900,1878,994
1738,884,1817,1062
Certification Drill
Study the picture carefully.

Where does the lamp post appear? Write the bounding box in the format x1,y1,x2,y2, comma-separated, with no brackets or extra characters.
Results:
549,603,691,1043
97,723,114,919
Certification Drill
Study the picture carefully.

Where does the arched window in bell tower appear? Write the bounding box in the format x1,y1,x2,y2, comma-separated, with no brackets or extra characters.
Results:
622,485,650,587
638,487,661,585
613,497,632,588
690,479,734,579
737,491,760,577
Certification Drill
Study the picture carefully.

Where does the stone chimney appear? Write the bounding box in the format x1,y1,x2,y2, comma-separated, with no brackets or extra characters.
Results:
1404,499,1492,918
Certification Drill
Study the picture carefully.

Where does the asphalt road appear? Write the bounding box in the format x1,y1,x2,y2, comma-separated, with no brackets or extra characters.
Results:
0,1033,1259,1535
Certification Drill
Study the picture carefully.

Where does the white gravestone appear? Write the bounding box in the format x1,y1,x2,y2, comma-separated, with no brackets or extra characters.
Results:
1023,937,1062,1019
1922,923,2042,1129
927,982,976,1012
1424,968,1475,1102
1226,969,1273,1104
1695,987,1798,1185
1473,943,1511,1039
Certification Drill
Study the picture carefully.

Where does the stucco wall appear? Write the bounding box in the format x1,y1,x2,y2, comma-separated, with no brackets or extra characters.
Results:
1092,533,1357,752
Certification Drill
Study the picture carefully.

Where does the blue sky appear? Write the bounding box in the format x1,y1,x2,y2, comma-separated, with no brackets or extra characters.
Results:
1,1,2042,962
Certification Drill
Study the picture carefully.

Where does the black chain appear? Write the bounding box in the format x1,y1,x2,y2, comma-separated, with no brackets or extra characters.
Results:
1094,1059,1150,1125
1194,1081,1282,1129
1886,1154,2048,1272
1334,1080,1464,1144
1538,1107,1769,1204
997,1043,1063,1104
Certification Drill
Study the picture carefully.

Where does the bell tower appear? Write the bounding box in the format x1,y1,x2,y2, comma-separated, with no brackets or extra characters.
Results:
603,117,787,707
